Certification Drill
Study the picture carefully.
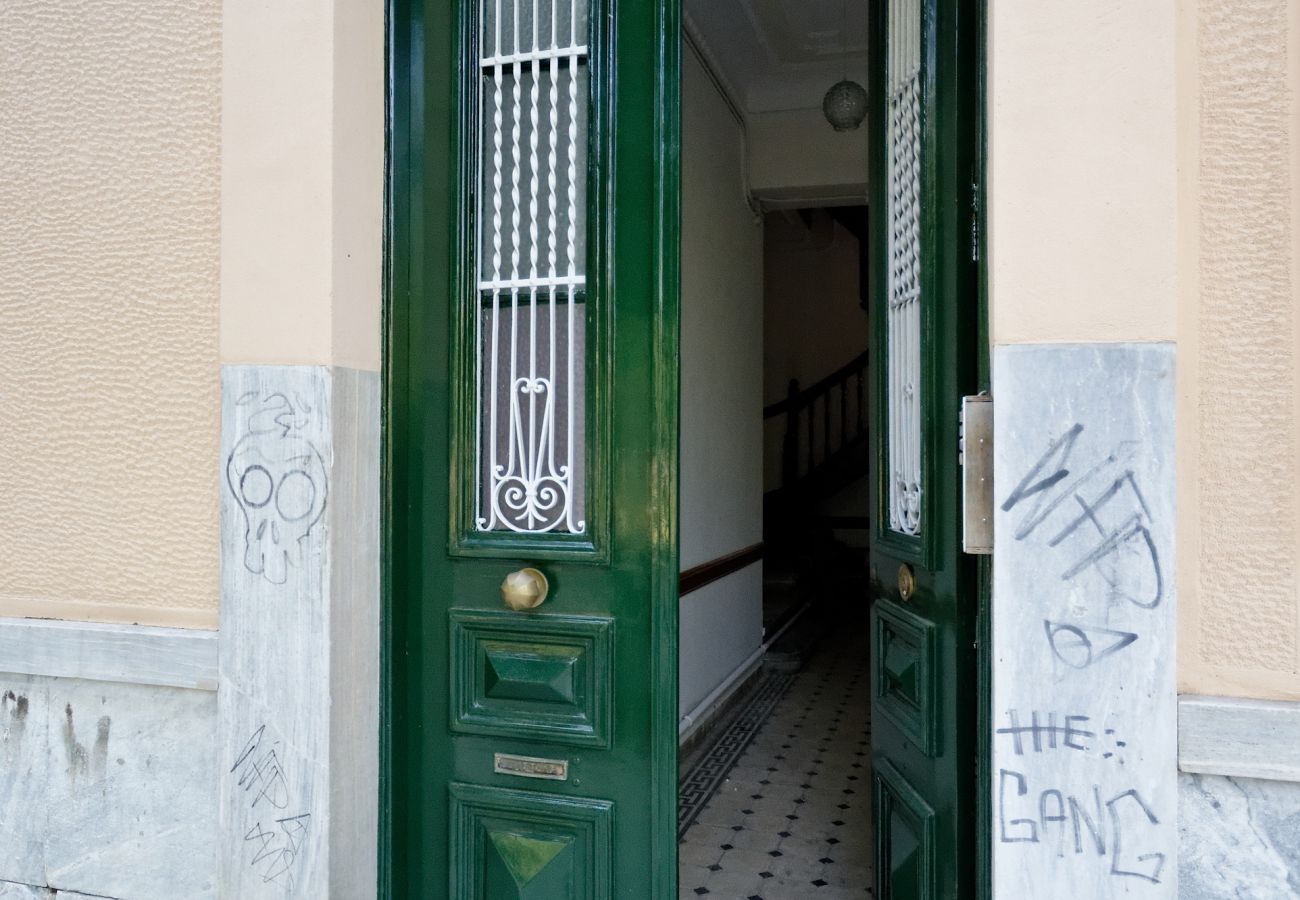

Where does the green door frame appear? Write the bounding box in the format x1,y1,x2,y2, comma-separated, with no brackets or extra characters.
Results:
974,0,991,895
379,0,988,896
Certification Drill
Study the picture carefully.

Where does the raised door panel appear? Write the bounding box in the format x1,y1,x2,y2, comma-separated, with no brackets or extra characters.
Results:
872,599,937,757
451,609,614,747
874,760,936,900
450,782,613,900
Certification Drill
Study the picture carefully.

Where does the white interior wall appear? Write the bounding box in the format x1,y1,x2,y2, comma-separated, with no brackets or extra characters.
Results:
679,49,766,718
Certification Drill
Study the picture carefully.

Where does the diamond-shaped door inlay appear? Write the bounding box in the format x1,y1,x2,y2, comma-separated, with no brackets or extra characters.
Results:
485,831,574,898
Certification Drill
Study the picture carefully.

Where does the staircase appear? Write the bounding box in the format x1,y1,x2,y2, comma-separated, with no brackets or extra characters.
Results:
761,350,872,668
764,348,871,544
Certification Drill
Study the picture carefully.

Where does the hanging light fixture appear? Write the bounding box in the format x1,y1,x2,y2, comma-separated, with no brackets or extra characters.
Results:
823,79,867,131
822,0,867,131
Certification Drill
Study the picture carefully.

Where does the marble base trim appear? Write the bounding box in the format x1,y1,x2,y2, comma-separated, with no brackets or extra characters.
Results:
0,618,217,692
0,882,119,899
1179,694,1300,782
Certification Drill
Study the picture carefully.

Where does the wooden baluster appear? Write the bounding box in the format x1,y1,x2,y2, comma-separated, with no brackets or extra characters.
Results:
856,369,865,435
823,389,831,462
800,392,811,470
843,380,849,443
783,378,800,489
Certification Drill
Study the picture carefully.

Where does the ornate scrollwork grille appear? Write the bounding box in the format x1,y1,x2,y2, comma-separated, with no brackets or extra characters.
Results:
475,0,589,534
886,0,923,536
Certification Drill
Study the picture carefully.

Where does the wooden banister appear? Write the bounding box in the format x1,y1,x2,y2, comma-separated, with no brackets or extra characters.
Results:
762,349,869,419
764,349,870,494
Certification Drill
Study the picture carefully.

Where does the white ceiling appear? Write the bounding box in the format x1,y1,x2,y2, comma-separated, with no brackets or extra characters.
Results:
684,0,870,114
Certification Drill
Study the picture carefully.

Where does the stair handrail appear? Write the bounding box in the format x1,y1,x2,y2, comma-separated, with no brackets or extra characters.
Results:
762,349,869,419
764,349,869,492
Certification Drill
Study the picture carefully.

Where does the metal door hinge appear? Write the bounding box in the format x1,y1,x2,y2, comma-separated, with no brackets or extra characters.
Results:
959,394,993,554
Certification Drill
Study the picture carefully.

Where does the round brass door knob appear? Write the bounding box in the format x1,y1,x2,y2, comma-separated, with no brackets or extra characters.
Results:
898,564,916,602
501,567,549,611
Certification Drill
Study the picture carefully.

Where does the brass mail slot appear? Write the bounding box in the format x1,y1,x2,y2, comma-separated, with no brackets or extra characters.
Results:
494,752,569,781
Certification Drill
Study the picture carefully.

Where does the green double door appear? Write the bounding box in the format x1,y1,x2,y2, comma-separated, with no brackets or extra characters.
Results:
386,0,980,896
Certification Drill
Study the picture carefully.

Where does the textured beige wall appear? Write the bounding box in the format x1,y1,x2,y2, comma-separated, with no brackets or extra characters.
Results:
991,0,1300,700
988,0,1179,344
1178,0,1300,701
0,0,221,628
220,0,383,368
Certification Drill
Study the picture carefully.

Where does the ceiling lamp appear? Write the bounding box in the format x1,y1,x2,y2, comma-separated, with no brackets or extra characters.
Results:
823,0,866,132
823,79,867,132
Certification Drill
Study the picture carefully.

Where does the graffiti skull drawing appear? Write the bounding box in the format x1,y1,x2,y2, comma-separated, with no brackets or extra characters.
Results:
226,392,328,585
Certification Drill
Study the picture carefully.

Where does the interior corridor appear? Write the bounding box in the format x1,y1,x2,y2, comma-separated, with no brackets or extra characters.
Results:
675,3,874,894
678,614,873,899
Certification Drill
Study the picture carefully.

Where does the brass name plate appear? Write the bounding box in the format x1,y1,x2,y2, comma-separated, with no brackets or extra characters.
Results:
493,752,569,781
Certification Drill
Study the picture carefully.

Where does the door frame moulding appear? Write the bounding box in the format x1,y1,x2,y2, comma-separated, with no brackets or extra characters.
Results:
974,0,991,894
649,3,683,895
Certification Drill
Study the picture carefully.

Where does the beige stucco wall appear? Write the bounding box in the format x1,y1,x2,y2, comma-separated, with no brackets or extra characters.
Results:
0,0,382,628
989,0,1179,345
1178,0,1300,701
992,0,1300,700
220,0,384,369
0,0,222,628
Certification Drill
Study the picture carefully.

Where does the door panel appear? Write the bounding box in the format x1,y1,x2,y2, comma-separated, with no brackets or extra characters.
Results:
449,609,613,746
386,0,679,895
872,598,937,756
450,782,613,900
869,0,980,898
874,759,937,900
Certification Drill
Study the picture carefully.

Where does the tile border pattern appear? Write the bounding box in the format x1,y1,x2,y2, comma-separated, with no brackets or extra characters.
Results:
679,671,797,839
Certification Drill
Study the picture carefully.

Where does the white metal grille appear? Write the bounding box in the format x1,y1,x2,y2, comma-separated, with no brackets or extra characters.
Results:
886,0,923,536
476,0,589,533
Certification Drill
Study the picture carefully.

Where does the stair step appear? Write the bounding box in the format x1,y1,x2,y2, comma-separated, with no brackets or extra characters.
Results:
762,587,804,635
764,606,832,673
763,571,799,588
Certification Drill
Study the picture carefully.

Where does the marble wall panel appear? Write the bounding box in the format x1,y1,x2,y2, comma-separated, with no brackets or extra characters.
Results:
992,343,1178,897
1179,772,1300,897
0,674,217,899
218,365,379,899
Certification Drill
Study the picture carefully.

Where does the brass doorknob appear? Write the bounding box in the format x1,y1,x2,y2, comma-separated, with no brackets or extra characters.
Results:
897,564,916,602
501,568,549,610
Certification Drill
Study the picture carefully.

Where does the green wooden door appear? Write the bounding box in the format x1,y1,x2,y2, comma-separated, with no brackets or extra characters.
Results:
867,0,982,898
385,0,679,897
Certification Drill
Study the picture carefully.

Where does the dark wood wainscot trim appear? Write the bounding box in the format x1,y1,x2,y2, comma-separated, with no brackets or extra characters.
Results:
679,543,764,597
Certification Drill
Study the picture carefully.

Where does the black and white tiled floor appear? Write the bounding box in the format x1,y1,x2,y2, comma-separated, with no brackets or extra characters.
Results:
679,619,873,899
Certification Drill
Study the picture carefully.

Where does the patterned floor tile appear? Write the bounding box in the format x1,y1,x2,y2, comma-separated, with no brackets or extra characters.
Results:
679,617,873,898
